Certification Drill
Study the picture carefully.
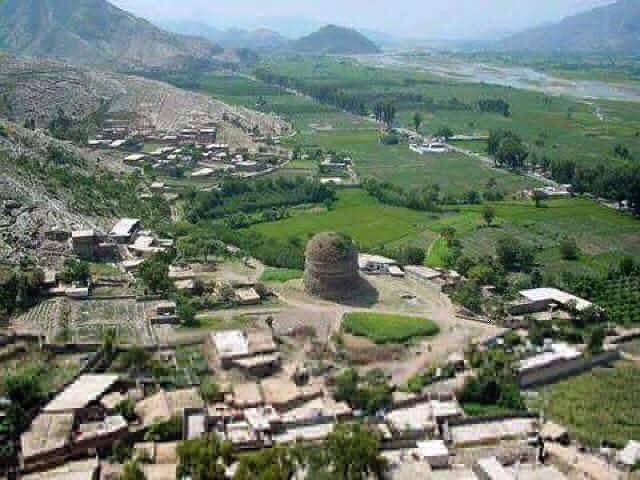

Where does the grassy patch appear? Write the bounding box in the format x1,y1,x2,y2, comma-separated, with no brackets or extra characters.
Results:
260,268,304,283
342,312,439,344
537,363,640,447
462,402,524,418
188,314,252,331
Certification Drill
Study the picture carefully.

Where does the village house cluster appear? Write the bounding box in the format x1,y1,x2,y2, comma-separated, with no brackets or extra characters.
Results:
87,117,289,184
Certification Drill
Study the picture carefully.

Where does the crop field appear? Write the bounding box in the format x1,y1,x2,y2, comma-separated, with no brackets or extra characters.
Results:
250,189,439,250
537,363,640,447
342,312,440,344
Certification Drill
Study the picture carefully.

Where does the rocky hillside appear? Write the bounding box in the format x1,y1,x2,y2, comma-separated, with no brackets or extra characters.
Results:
0,55,290,139
0,122,114,266
501,0,640,54
292,25,381,55
0,0,223,69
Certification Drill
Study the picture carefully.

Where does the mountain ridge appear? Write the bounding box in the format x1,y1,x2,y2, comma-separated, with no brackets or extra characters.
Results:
500,0,640,54
0,0,224,69
291,24,381,55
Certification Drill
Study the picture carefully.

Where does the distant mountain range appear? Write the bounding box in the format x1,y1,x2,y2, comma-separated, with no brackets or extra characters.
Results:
162,21,289,51
501,0,640,54
292,25,382,55
164,22,383,55
0,0,223,69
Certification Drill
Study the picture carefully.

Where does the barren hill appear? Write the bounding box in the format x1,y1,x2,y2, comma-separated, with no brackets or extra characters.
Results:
0,0,222,69
501,0,640,54
0,55,290,140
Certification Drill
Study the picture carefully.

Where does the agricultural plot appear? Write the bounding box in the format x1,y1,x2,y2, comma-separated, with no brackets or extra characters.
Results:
250,189,439,250
166,69,537,195
586,276,640,326
430,198,640,278
537,362,640,447
66,299,151,345
0,347,92,394
10,299,65,343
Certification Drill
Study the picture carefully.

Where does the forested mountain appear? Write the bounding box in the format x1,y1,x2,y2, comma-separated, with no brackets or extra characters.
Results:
0,0,223,69
292,25,381,54
501,0,640,54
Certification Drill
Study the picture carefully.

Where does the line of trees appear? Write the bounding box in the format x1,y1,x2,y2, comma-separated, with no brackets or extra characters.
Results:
176,422,389,480
254,69,366,115
184,177,336,222
362,177,441,212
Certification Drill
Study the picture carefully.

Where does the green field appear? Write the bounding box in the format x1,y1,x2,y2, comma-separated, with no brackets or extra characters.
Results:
249,188,640,279
250,189,439,250
260,268,304,283
160,68,540,196
342,312,440,344
537,363,640,447
257,55,640,175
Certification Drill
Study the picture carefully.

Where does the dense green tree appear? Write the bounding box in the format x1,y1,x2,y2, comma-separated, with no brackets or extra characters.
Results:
559,238,580,261
321,423,389,480
482,205,496,226
137,256,172,294
532,190,547,208
434,126,454,140
122,460,147,480
587,326,606,355
177,434,233,480
234,445,299,480
412,112,423,132
496,236,535,272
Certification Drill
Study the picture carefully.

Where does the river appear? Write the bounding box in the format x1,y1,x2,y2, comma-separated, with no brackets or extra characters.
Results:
355,53,640,103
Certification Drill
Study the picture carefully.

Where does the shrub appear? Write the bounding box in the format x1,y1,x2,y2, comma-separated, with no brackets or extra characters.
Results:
559,238,580,261
380,133,399,145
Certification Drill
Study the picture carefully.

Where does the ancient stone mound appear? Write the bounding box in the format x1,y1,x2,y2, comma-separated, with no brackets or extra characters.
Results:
304,232,359,301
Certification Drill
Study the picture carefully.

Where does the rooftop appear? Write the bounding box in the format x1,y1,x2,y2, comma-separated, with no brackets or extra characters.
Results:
518,343,581,373
43,374,119,413
213,330,250,359
110,218,141,237
21,413,73,460
519,288,593,312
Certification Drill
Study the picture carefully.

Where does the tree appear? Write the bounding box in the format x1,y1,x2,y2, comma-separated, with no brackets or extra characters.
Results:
559,238,579,261
381,103,396,129
587,326,606,355
435,126,454,141
60,258,90,285
145,415,183,442
496,136,528,169
2,373,45,434
441,227,457,247
412,112,423,133
532,190,547,208
234,445,299,480
177,434,233,480
401,246,425,266
137,256,172,294
199,380,221,403
322,423,388,480
496,236,534,272
482,205,496,227
123,461,146,480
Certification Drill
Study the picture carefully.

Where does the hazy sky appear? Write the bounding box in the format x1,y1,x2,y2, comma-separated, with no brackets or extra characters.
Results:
111,0,615,39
